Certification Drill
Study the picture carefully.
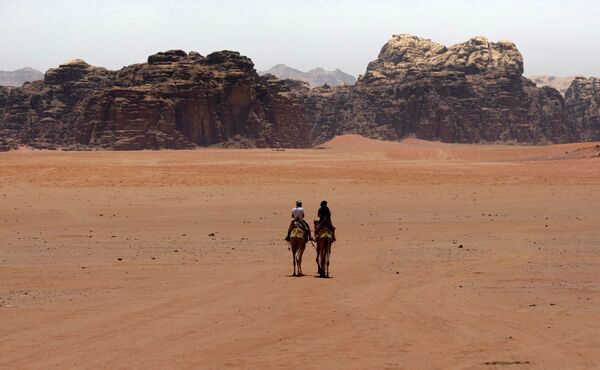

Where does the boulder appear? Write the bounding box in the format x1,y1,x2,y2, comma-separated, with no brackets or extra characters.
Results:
147,50,188,64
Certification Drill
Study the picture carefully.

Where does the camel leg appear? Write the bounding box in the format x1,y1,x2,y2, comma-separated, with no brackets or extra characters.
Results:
323,243,328,277
294,246,300,276
291,244,297,276
316,248,322,276
297,244,305,276
325,246,330,277
322,244,327,277
316,254,320,275
320,241,329,278
316,242,324,276
295,247,299,276
319,247,325,277
318,250,324,278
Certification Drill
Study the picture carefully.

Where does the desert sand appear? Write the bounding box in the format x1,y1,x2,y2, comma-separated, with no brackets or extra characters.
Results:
1,135,600,369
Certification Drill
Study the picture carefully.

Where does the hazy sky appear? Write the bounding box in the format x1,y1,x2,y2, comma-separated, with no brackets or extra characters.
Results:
1,0,599,77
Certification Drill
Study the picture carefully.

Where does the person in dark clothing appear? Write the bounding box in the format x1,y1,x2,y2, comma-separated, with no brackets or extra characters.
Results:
318,200,331,220
316,200,336,242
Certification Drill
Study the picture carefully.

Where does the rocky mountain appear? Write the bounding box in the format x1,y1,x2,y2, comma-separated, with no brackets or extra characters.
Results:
305,35,578,144
0,51,311,151
260,64,356,87
0,67,44,87
529,75,581,95
565,77,600,141
1,35,599,151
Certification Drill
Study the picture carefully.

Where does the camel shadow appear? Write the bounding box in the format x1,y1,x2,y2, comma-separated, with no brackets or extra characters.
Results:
283,273,333,279
285,274,306,278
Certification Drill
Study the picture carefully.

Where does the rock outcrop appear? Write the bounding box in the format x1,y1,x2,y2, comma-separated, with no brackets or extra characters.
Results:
1,35,599,151
305,35,578,144
260,64,356,87
565,77,600,141
0,50,311,150
0,67,44,87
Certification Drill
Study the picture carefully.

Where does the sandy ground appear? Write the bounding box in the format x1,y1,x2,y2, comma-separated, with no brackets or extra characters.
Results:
1,135,600,369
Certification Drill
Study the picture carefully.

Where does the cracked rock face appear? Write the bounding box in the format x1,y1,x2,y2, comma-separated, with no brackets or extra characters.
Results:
0,50,311,150
566,77,600,141
0,35,598,151
305,34,579,145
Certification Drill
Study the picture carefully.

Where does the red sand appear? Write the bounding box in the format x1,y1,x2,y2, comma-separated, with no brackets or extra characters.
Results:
1,136,600,369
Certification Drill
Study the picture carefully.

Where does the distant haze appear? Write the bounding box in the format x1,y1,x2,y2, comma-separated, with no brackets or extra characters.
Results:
260,64,356,86
528,75,584,95
1,0,599,77
0,67,43,86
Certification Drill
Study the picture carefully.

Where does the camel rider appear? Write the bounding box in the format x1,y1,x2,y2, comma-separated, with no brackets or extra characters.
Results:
316,200,336,242
285,200,313,242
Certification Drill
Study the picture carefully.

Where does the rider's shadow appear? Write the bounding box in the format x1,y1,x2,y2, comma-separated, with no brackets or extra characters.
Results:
283,274,333,278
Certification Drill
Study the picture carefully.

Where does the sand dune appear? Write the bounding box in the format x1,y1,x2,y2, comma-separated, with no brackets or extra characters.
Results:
1,136,600,369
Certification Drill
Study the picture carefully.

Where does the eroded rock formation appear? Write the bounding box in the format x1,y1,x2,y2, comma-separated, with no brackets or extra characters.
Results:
305,35,579,144
1,35,599,151
566,77,600,141
0,50,311,150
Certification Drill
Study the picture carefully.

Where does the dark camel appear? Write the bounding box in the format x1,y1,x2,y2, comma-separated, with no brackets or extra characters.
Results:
314,221,333,278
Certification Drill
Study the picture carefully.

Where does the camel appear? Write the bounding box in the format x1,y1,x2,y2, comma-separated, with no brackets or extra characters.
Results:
314,222,333,278
288,223,307,276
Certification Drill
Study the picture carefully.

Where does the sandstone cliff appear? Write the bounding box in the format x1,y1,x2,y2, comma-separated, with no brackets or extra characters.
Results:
1,35,599,151
305,35,578,144
0,51,311,151
565,77,600,141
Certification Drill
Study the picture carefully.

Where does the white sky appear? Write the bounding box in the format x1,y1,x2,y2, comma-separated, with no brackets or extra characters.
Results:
1,0,599,77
